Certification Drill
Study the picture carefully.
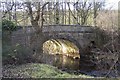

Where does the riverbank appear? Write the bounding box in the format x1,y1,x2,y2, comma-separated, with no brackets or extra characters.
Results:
2,63,93,78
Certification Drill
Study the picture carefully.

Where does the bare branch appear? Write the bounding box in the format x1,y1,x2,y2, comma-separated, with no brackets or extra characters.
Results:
67,2,79,24
35,2,40,21
25,2,34,21
41,2,49,27
2,2,15,18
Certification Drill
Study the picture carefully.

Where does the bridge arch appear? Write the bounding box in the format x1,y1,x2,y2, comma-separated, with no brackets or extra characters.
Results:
43,34,82,52
42,35,81,59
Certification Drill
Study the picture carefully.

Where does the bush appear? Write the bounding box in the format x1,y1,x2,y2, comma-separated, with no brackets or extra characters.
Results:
2,19,17,48
2,19,17,32
2,44,33,65
93,27,111,48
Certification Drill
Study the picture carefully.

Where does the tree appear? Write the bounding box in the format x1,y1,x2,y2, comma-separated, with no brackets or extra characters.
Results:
2,1,15,20
1,1,49,53
25,1,49,53
25,2,41,31
93,0,105,26
55,2,59,24
73,0,105,25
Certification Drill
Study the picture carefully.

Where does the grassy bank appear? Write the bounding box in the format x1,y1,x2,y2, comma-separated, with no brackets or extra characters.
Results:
2,63,93,78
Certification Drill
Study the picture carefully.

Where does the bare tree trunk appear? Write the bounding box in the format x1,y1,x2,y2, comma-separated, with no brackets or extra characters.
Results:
26,2,49,54
26,2,43,54
14,2,17,25
93,1,96,26
8,11,11,20
30,21,44,54
55,2,59,24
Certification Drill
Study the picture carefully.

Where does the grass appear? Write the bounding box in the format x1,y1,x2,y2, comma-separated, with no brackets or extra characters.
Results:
2,63,94,78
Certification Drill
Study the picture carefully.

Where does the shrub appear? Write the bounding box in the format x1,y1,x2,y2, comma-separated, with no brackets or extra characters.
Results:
93,27,111,48
2,19,17,32
2,44,33,65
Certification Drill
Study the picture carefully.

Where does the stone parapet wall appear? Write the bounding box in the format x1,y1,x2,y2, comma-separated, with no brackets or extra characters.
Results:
43,25,93,33
11,25,95,51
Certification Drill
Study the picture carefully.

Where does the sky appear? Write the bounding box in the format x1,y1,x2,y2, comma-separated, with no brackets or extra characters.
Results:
104,0,120,10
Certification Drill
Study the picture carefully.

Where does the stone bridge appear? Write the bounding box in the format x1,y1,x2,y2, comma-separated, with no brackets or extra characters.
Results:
42,25,95,49
12,25,95,52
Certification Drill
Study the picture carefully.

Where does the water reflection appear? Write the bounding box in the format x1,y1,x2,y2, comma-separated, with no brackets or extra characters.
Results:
40,54,80,70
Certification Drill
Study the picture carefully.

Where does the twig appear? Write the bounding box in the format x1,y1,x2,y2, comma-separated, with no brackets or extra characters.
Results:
103,38,117,47
105,53,118,77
